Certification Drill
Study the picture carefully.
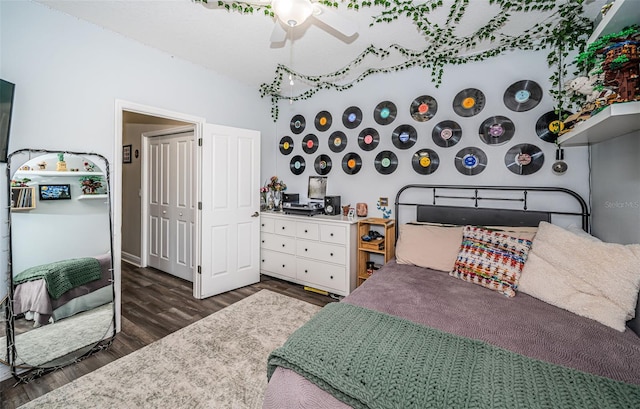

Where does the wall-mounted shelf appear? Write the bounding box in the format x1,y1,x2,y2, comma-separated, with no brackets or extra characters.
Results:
77,194,108,201
558,101,640,146
588,0,640,44
13,170,104,178
11,187,36,211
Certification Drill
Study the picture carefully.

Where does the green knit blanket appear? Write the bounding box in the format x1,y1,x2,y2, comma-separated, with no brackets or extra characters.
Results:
14,257,102,299
268,303,640,409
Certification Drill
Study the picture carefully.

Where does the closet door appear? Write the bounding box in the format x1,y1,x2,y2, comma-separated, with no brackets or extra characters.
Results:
196,124,260,298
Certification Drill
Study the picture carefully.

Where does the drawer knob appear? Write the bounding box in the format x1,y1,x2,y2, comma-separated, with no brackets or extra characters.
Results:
305,248,308,252
304,229,308,233
282,264,285,268
330,233,334,237
282,226,285,230
330,253,334,256
261,259,264,262
330,275,334,279
261,223,264,227
282,244,285,247
304,269,308,273
261,240,264,243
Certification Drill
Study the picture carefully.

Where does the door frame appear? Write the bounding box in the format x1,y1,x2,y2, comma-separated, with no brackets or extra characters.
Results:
115,100,205,332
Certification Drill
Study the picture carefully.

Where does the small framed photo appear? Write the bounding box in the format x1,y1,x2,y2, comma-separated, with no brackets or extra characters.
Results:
347,208,356,220
39,184,71,200
123,144,132,164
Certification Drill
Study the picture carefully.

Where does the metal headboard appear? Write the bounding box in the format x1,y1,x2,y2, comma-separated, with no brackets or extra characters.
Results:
394,185,590,241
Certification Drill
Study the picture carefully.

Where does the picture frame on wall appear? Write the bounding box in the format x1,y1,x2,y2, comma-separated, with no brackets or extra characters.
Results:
123,144,132,164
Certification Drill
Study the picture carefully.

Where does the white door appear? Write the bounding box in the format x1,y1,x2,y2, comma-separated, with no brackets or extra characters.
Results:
147,129,196,282
196,124,260,298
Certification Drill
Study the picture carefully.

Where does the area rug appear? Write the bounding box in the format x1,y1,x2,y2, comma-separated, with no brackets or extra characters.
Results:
18,290,322,409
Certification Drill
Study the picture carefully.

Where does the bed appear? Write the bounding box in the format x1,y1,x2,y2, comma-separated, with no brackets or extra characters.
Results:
11,253,113,326
263,185,640,409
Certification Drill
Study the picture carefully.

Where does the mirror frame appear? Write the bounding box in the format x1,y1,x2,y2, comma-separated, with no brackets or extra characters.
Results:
6,148,116,382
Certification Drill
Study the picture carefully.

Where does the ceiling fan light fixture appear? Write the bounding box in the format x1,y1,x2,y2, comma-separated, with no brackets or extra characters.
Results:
272,0,313,27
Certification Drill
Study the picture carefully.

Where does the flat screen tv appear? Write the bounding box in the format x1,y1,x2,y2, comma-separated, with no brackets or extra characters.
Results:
0,79,16,163
308,176,327,201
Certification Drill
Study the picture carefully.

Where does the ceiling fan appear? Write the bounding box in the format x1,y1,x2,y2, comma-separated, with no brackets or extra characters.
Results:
267,0,358,43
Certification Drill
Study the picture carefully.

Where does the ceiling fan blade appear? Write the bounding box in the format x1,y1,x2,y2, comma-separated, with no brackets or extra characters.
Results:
312,5,357,37
270,22,288,43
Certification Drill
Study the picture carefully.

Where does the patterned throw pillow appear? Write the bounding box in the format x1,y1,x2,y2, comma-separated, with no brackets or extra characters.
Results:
450,226,533,297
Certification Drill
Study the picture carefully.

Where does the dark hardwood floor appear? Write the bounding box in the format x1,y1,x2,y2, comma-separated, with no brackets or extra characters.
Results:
1,263,335,409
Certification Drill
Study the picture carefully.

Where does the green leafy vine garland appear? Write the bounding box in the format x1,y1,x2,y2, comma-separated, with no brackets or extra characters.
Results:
199,0,593,120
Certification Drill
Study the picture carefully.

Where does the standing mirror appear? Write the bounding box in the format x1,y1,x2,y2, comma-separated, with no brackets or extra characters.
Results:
5,149,115,381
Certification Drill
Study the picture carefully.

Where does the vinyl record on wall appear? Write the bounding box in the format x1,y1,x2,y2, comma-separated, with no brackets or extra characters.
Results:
328,131,348,153
302,133,319,154
536,110,572,143
478,116,515,145
391,124,418,149
342,106,363,129
410,95,438,122
373,101,397,125
314,111,332,132
289,155,306,175
452,88,485,117
342,152,362,175
412,149,440,175
314,154,332,175
432,120,462,148
504,144,544,175
503,80,543,112
279,136,294,155
374,150,398,175
290,114,306,134
358,128,380,151
454,147,487,176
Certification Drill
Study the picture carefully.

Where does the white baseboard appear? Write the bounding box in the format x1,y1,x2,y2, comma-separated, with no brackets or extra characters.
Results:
121,251,141,267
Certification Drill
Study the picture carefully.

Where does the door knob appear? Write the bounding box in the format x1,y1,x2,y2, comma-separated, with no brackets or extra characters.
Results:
251,212,259,217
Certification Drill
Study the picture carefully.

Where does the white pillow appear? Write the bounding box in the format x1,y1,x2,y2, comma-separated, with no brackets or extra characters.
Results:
395,224,463,272
519,222,640,331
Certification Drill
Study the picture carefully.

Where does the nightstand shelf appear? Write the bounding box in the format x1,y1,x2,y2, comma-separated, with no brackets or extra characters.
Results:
357,218,395,287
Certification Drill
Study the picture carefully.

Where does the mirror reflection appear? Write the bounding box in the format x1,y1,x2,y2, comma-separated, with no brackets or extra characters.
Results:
6,150,114,373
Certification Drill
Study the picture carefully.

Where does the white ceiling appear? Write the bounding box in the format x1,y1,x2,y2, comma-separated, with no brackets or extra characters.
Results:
36,0,607,96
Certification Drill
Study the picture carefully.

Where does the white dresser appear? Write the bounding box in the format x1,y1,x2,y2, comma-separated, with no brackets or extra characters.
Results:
260,212,358,296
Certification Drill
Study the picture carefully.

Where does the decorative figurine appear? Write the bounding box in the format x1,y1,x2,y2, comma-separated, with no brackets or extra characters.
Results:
56,153,67,171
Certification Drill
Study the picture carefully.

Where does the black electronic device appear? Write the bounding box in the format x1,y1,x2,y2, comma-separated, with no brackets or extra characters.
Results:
283,193,299,203
324,195,341,215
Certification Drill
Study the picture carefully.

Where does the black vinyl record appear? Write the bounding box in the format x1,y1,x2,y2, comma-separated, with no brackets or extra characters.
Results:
455,147,488,176
412,149,440,175
391,124,418,149
342,152,362,175
279,136,294,155
503,80,543,112
328,131,348,153
314,154,332,175
479,116,515,145
374,150,398,175
505,144,544,175
410,95,438,122
302,134,319,154
289,155,306,175
432,120,462,148
536,110,572,143
358,128,380,151
374,101,397,125
342,106,363,129
452,88,485,117
290,114,305,134
314,111,332,132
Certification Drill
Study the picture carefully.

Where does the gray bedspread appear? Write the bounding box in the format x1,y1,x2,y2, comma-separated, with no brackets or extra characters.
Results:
263,260,640,409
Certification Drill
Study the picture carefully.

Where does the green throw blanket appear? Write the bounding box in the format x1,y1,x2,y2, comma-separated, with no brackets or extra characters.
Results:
14,257,102,299
268,303,640,409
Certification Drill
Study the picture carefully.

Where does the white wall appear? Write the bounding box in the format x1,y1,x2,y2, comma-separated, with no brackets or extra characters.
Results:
266,50,591,220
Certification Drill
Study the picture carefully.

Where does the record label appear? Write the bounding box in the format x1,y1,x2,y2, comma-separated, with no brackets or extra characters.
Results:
412,149,439,175
342,152,362,175
358,128,380,151
289,155,306,175
314,111,332,132
374,151,398,175
504,80,542,112
279,136,294,155
290,114,306,134
314,154,332,175
432,120,462,148
374,101,397,125
302,134,319,154
453,89,485,117
505,144,544,175
479,116,515,145
455,147,487,176
410,95,438,122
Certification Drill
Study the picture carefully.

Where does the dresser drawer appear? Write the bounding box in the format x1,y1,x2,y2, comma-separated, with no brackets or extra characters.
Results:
296,221,319,240
261,249,296,279
297,258,346,292
320,224,346,245
296,240,345,265
274,219,296,237
261,232,296,255
260,216,275,233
